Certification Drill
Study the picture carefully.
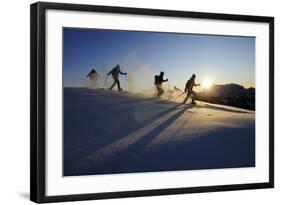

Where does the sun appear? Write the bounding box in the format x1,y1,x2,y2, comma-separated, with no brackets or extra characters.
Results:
202,79,213,89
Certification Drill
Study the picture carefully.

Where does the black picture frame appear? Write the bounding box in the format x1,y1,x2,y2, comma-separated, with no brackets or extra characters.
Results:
30,2,274,203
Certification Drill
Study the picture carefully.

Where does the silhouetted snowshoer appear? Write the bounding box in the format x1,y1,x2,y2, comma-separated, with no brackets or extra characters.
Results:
154,71,168,97
183,74,200,104
87,69,99,86
107,64,127,91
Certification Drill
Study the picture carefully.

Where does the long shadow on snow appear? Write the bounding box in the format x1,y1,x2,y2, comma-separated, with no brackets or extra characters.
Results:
66,104,192,176
86,121,255,175
64,101,184,147
64,102,183,147
118,105,191,153
64,101,186,175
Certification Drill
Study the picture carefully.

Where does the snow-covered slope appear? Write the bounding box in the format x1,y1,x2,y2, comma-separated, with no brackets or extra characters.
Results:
64,88,255,176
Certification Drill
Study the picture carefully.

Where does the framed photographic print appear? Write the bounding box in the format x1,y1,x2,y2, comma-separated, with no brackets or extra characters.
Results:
30,2,274,203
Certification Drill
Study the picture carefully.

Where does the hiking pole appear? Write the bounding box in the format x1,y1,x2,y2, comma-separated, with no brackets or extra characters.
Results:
198,84,203,100
103,75,108,89
167,80,170,91
199,85,202,99
125,74,129,92
153,85,157,97
176,91,186,98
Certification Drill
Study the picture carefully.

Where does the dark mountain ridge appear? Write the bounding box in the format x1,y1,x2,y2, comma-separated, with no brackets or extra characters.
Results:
199,83,255,110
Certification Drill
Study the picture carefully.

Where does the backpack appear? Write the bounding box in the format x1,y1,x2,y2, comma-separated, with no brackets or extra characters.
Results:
186,79,193,90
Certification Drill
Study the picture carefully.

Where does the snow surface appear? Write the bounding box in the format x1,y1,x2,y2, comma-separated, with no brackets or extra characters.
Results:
64,87,255,176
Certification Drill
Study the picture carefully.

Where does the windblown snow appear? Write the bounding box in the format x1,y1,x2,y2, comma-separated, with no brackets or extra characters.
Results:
64,88,255,176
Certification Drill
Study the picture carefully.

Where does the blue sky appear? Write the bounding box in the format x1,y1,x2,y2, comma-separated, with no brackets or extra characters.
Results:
63,28,255,90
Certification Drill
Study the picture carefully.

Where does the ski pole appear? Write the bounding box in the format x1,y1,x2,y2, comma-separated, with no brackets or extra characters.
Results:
103,75,108,89
199,85,202,98
167,81,170,91
198,84,203,99
125,75,128,92
153,85,157,97
176,91,186,98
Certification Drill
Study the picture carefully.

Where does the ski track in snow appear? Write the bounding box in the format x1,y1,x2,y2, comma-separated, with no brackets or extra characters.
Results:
63,87,255,176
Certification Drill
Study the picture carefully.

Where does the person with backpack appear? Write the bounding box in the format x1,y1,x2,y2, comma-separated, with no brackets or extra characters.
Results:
107,64,127,91
154,71,168,97
86,68,99,87
183,74,200,104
